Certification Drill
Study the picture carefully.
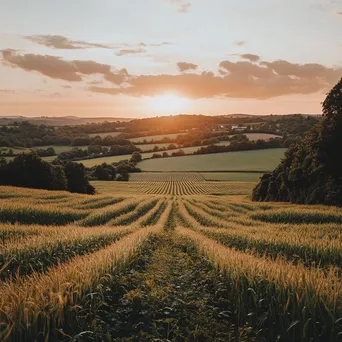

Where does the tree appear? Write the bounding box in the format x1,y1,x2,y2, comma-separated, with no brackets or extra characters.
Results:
0,153,67,191
64,162,95,194
130,151,142,164
252,78,342,206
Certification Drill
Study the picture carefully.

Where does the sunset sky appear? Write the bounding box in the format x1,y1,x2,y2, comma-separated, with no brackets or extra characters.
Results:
0,0,342,118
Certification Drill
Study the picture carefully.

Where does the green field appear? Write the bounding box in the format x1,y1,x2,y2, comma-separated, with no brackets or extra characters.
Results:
129,133,186,143
137,143,173,151
235,133,281,141
138,148,286,172
77,145,231,167
1,145,88,155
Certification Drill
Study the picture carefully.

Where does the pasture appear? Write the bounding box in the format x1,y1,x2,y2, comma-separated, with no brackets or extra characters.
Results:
0,181,341,341
129,132,186,143
138,148,286,172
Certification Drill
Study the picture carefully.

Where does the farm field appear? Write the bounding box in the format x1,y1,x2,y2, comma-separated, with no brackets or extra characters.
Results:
0,181,341,341
231,132,281,141
200,171,264,181
138,148,286,172
77,145,233,167
129,132,186,143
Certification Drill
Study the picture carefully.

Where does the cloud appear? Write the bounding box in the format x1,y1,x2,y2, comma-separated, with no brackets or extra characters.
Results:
234,40,246,46
240,54,260,62
116,48,147,56
89,59,342,100
25,35,112,49
0,89,17,94
177,62,198,72
1,49,128,84
166,0,191,13
139,42,172,47
3,49,340,101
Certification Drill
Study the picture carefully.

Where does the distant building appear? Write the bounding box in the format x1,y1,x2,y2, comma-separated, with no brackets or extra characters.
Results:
232,125,247,132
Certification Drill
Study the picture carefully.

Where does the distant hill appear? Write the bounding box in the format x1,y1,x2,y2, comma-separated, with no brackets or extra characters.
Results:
0,116,134,126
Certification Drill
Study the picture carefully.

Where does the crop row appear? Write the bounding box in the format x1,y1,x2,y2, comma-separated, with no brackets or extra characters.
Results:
0,225,134,280
176,227,342,341
0,225,162,341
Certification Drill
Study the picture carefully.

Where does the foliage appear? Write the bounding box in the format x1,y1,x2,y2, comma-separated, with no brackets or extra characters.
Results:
64,161,95,194
0,153,67,190
253,78,342,205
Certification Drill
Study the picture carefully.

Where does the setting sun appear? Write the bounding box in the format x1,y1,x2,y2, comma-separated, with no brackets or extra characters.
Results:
147,94,190,114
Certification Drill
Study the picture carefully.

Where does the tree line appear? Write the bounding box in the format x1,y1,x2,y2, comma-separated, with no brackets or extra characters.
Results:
253,78,342,206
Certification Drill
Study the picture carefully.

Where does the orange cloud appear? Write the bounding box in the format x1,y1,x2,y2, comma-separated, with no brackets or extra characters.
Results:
177,62,198,72
3,49,341,100
234,40,246,46
1,50,128,84
25,35,112,49
116,48,147,56
90,60,342,100
240,54,260,62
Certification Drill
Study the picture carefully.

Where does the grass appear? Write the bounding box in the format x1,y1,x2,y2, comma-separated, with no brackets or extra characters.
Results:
138,148,286,172
76,145,226,167
129,133,186,143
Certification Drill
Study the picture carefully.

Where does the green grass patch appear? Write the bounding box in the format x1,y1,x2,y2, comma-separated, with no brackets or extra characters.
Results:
138,149,286,172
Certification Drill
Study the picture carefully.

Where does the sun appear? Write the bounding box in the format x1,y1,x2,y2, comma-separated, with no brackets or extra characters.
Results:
147,94,190,114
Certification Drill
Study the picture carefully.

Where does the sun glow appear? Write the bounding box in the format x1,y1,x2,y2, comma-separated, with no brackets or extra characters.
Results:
147,94,190,114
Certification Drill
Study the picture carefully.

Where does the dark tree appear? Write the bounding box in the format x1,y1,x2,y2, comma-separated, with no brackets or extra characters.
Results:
64,162,95,194
253,78,342,206
130,151,142,164
0,153,67,191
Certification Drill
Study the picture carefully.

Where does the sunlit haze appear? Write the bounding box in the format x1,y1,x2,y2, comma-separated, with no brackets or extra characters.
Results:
0,0,342,117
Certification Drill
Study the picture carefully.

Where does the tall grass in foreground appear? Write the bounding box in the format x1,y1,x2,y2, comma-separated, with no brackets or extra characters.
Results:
0,225,135,279
0,226,161,341
0,203,88,225
251,208,342,224
176,227,342,342
80,199,138,226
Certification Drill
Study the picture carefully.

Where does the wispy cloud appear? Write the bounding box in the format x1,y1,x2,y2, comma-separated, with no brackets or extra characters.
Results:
116,48,147,56
166,0,191,13
234,40,246,46
25,35,112,49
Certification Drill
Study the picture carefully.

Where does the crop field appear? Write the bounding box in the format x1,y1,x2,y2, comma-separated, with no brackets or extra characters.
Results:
0,180,341,341
139,148,286,172
230,132,282,141
129,132,186,143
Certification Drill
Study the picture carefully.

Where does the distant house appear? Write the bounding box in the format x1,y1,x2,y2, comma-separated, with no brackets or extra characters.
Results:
232,125,247,132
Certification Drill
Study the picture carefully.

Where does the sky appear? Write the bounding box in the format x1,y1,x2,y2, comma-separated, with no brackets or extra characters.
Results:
0,0,341,118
